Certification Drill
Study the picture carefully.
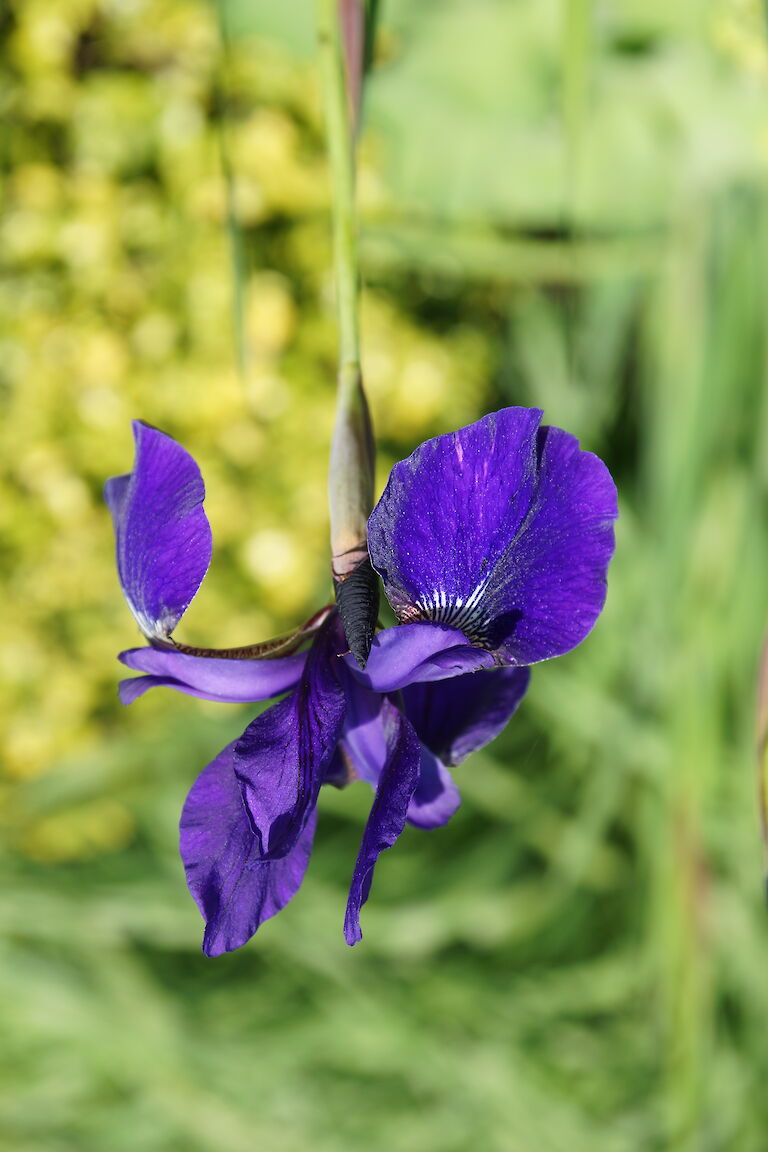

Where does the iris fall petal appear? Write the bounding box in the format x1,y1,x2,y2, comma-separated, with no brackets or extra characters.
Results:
180,743,316,957
344,700,422,945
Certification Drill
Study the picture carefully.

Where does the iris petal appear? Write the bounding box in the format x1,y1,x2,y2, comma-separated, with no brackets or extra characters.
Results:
367,408,542,635
339,678,386,786
341,674,461,831
402,665,531,766
407,749,461,830
234,615,346,859
487,424,618,664
180,743,316,957
105,421,212,641
345,622,496,693
344,701,422,945
367,408,617,664
118,646,306,704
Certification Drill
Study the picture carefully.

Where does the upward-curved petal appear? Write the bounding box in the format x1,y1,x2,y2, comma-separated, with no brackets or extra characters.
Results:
105,421,212,641
485,425,618,664
367,409,617,665
368,408,542,635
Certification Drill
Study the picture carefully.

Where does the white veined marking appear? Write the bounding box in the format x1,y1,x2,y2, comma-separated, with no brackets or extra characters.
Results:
408,576,492,642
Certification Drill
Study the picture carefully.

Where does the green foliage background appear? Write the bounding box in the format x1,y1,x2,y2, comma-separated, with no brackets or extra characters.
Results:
2,1,768,1149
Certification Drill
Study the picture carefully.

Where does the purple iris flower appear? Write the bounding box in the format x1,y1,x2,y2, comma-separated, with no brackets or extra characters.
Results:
106,409,617,954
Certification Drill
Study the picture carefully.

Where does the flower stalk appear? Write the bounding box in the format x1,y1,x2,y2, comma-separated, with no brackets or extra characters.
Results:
318,0,378,666
339,0,365,139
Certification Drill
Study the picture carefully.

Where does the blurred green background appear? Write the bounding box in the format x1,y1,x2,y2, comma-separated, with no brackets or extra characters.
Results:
2,1,768,1149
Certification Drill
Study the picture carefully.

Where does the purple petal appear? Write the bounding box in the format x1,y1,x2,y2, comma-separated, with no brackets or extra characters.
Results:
367,408,617,664
402,666,531,766
180,743,316,957
323,747,354,788
344,622,496,693
488,425,618,664
105,421,212,641
343,672,462,829
118,646,306,704
368,408,541,626
344,701,421,946
340,674,461,831
234,615,346,859
407,749,461,830
339,676,387,786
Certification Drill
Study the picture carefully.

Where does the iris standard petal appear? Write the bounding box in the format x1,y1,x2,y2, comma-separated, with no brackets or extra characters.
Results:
180,743,316,957
367,408,617,664
402,665,531,766
234,615,346,859
344,701,422,945
345,622,496,693
485,425,618,664
367,407,542,634
105,421,212,641
118,646,306,704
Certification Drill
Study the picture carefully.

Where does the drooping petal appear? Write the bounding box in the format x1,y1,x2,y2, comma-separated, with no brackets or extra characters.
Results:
344,701,421,946
234,615,346,859
340,672,460,830
338,676,386,785
180,743,316,957
407,748,461,830
402,665,531,766
118,646,306,704
367,408,617,664
323,746,354,788
345,622,496,693
105,421,212,641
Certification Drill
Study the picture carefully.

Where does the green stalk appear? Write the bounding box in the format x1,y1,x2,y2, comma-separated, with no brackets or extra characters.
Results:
317,0,375,583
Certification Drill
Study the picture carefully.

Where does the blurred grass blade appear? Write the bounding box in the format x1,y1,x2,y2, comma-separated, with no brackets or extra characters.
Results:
340,0,381,137
757,634,768,894
363,0,380,76
561,0,591,226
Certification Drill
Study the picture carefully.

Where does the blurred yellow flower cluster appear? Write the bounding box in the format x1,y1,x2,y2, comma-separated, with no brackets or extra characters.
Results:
1,0,487,857
712,0,768,76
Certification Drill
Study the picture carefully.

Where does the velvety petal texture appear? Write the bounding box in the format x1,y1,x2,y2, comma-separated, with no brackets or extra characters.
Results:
367,408,618,665
105,421,212,641
234,616,346,859
180,743,316,957
403,666,531,766
118,646,306,704
344,701,422,945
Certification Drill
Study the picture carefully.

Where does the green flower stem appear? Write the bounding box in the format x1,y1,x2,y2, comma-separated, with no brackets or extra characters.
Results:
318,0,375,581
